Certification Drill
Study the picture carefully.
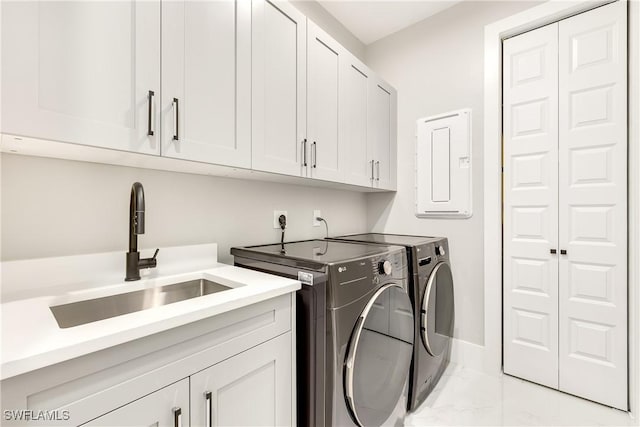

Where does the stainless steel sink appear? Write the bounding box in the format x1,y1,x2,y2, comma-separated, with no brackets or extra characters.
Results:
50,279,232,328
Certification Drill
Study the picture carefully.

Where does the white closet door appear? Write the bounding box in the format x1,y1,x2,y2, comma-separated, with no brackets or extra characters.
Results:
558,1,627,410
503,23,559,389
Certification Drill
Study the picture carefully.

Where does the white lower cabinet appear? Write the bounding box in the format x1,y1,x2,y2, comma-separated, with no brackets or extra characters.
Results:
0,295,295,427
84,379,189,427
191,333,292,427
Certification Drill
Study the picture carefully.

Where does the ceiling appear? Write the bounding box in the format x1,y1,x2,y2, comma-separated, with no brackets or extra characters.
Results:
316,1,463,45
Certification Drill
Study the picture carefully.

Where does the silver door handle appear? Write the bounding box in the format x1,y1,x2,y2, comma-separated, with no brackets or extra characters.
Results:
302,138,308,167
312,141,317,168
172,98,180,141
205,391,212,427
376,161,380,181
147,90,155,136
173,407,182,427
370,160,375,181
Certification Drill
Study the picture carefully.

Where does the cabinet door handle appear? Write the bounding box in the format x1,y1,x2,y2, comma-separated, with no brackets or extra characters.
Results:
312,141,317,168
147,90,155,136
560,249,567,255
370,160,375,181
302,139,308,167
173,407,182,427
550,249,557,254
172,98,180,141
205,391,212,427
376,161,380,181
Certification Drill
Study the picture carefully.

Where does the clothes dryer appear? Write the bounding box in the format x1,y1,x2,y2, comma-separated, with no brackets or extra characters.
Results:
330,234,454,411
231,239,414,426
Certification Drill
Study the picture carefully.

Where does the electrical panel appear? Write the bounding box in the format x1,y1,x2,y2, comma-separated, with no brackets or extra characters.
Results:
415,109,472,218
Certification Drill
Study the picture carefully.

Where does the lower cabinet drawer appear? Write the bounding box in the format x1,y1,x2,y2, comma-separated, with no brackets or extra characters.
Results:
82,379,189,427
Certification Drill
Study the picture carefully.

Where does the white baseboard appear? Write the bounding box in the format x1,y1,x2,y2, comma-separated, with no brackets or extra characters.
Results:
449,338,490,374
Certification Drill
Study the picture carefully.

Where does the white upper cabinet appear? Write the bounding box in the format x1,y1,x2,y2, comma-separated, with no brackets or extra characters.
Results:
251,0,307,176
369,78,398,190
307,21,343,182
340,55,373,187
1,0,398,192
1,1,161,154
161,0,251,167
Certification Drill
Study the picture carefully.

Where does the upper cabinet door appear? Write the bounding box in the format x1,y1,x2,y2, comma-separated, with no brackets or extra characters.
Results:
161,0,251,167
369,78,397,190
341,55,373,187
252,0,307,176
1,1,160,154
307,21,343,182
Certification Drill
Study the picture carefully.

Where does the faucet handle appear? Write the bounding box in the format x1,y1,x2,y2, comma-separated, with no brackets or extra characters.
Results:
152,248,160,260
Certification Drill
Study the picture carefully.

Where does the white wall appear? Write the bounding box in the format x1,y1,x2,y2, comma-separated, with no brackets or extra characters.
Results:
290,0,366,61
364,1,541,346
0,154,368,264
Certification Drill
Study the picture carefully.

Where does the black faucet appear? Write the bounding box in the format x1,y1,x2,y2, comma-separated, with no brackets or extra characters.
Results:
125,182,159,281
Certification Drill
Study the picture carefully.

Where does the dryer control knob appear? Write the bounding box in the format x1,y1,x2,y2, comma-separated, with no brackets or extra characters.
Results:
437,245,446,256
378,260,392,275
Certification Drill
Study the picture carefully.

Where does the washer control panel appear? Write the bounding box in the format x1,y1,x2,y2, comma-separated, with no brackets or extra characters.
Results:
378,260,393,275
370,249,407,282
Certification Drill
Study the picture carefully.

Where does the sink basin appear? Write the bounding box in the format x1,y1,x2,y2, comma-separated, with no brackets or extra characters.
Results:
50,279,232,328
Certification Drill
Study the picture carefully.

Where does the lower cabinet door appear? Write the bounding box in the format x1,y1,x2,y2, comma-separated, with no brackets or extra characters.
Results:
191,332,292,427
83,379,189,427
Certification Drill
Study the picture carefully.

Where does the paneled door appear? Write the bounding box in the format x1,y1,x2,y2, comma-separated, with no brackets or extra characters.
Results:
503,1,627,410
340,55,372,187
252,0,307,176
503,22,560,389
190,333,292,426
1,1,160,154
558,1,627,410
161,0,251,167
307,21,343,182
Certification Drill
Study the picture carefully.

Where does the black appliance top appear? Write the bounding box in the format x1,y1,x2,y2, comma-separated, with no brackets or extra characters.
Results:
231,239,400,270
333,233,443,247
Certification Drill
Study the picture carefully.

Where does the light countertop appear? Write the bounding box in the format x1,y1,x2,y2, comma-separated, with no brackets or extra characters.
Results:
0,245,300,380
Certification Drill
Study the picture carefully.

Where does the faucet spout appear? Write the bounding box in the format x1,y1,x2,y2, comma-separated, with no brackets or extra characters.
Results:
129,182,145,253
126,182,158,281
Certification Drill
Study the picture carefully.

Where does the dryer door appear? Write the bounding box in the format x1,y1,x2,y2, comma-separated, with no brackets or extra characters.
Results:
344,284,414,427
421,262,454,356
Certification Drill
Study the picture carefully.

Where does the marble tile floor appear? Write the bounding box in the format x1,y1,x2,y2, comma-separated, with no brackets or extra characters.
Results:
405,364,637,426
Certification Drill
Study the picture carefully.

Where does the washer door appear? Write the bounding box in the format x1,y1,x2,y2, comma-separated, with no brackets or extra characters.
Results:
344,284,414,427
421,262,454,356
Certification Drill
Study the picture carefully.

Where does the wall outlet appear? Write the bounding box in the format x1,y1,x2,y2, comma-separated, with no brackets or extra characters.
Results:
273,210,288,229
313,210,322,227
